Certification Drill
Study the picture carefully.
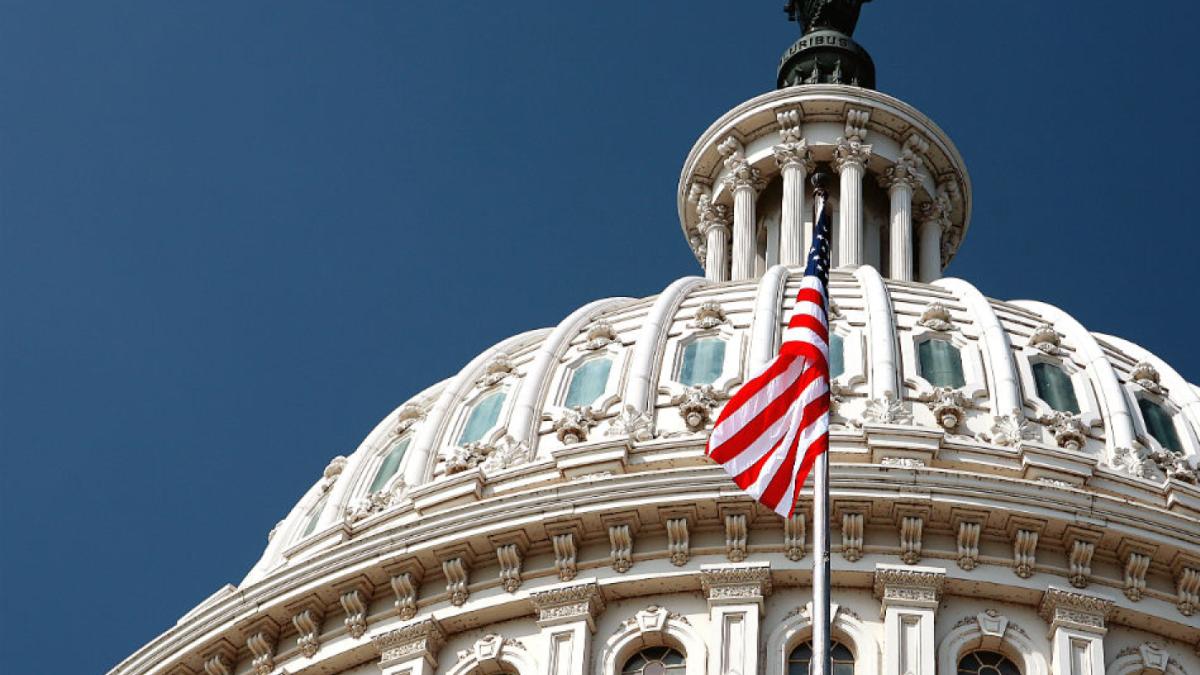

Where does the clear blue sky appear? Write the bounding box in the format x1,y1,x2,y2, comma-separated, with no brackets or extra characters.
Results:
2,2,1198,672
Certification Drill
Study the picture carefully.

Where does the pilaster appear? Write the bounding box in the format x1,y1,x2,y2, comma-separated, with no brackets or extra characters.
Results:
371,618,447,675
530,580,606,675
873,564,945,675
1038,587,1113,675
700,563,772,675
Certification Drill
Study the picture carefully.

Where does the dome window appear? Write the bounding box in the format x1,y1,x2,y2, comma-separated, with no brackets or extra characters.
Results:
621,646,686,674
957,650,1021,675
1138,398,1184,454
917,339,965,388
299,493,328,539
679,337,726,386
458,390,506,445
368,437,411,493
1031,362,1080,414
830,333,845,379
563,357,613,408
788,640,854,675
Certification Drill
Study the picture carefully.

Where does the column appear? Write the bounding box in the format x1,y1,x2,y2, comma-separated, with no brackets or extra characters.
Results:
530,580,606,675
917,211,943,283
1038,587,1113,675
718,136,763,281
874,564,945,675
700,562,772,675
833,110,872,268
881,163,917,281
371,619,446,675
699,203,732,283
774,141,813,266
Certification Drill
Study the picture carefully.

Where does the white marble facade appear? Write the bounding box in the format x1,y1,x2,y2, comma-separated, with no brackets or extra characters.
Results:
109,44,1200,675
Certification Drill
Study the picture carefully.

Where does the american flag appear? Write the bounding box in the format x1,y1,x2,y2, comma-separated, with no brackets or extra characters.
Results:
705,200,832,518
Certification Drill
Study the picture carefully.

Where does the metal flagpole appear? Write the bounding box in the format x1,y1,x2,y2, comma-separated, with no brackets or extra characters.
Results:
810,175,832,675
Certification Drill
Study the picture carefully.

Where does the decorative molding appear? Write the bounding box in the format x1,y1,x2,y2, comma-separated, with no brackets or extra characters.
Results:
393,403,427,435
881,456,926,469
476,352,518,388
343,481,407,524
371,618,446,667
978,409,1031,448
776,108,803,144
691,300,729,329
530,580,606,629
718,136,765,194
666,517,690,566
609,523,634,573
917,302,955,332
873,564,945,611
583,321,618,350
553,407,598,445
552,533,578,582
699,563,773,605
605,404,656,442
390,571,420,620
200,642,237,675
724,513,748,562
1042,411,1087,451
841,511,864,562
1131,361,1169,395
1063,529,1100,589
956,521,982,571
672,385,722,432
919,386,968,432
289,600,324,658
240,618,279,675
1177,566,1200,616
1028,324,1063,355
785,512,806,561
1038,587,1113,634
898,514,925,565
859,391,912,426
1012,528,1040,579
335,579,372,639
321,455,347,492
1123,551,1152,601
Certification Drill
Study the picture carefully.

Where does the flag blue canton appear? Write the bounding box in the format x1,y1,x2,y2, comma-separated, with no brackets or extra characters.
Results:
804,201,833,288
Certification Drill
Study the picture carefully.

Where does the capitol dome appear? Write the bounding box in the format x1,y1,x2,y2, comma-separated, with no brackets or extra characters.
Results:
112,5,1200,675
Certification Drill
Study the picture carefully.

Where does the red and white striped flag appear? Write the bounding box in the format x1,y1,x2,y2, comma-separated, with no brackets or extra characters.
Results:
705,201,832,518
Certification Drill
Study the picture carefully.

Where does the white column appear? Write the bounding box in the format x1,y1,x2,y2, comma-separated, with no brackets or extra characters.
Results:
718,136,763,281
701,563,771,675
1039,588,1113,675
700,208,731,283
883,170,915,281
530,580,606,675
875,564,945,675
917,214,943,283
774,142,812,266
834,110,872,268
372,619,446,675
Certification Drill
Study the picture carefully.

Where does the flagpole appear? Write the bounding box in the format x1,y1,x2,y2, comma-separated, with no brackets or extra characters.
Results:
810,173,832,675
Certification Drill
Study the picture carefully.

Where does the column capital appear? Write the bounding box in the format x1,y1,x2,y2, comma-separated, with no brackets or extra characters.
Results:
834,137,872,172
697,197,731,237
699,562,773,608
774,140,814,172
722,161,765,193
372,618,447,669
530,580,606,630
872,564,945,612
1037,587,1113,635
879,157,921,193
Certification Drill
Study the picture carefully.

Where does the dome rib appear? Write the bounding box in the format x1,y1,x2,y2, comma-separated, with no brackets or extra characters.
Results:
625,277,707,414
1013,300,1136,455
936,278,1022,415
749,265,791,372
404,329,551,485
855,266,899,398
508,297,634,449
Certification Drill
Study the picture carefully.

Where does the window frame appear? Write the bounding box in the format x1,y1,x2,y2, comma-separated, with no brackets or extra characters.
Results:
904,326,987,399
661,314,745,398
1130,389,1194,457
452,384,516,449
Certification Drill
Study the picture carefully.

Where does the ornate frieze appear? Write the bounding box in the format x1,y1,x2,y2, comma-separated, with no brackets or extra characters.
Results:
553,407,598,445
699,563,773,606
371,618,446,667
530,580,606,629
1038,587,1113,634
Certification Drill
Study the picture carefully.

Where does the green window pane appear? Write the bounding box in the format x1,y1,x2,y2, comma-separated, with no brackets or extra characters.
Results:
679,338,726,386
1139,398,1183,453
918,339,965,388
830,333,845,379
1032,362,1080,414
458,390,506,445
564,358,612,408
368,437,411,493
300,494,328,538
787,641,855,675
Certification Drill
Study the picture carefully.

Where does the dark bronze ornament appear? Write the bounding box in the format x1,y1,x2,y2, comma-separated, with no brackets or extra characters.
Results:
778,0,876,90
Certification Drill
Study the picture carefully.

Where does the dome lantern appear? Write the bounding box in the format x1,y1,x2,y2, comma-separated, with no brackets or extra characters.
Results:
779,0,877,89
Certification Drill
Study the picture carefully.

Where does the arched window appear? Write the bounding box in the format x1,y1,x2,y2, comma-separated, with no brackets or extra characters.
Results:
788,641,854,675
830,333,845,379
621,646,686,674
957,650,1021,675
563,357,612,408
1138,398,1184,453
299,493,328,539
918,339,965,388
1031,362,1080,414
368,437,411,493
458,390,506,445
679,337,726,386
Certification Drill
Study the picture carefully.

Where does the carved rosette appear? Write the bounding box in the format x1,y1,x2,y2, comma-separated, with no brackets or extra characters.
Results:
920,386,968,431
1043,412,1088,451
605,404,655,442
553,406,598,445
673,385,722,432
858,391,911,426
977,410,1030,447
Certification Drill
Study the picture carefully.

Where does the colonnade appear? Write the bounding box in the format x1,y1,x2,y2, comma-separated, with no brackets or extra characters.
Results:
691,108,956,285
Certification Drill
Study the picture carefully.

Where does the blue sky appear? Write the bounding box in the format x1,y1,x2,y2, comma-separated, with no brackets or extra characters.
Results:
2,2,1198,672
